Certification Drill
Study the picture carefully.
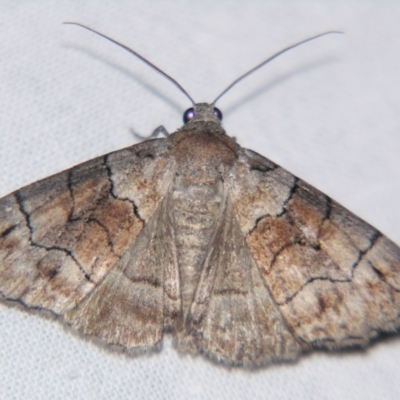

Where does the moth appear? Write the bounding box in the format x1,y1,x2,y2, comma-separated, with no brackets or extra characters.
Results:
0,23,399,369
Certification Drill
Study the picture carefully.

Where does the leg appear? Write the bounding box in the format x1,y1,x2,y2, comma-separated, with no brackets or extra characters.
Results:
130,125,170,141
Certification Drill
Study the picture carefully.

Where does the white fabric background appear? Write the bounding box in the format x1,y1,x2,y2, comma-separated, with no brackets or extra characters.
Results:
1,1,400,399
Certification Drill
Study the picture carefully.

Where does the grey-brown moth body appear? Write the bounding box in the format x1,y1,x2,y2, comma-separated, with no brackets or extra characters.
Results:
0,28,399,368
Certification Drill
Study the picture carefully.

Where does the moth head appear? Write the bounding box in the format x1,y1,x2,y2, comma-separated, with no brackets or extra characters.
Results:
183,103,223,124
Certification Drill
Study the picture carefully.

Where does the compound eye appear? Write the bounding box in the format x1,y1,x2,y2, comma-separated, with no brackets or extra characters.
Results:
183,108,195,124
213,107,223,121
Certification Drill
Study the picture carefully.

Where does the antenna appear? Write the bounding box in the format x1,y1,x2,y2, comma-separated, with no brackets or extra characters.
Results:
212,31,343,105
64,23,342,107
63,22,195,105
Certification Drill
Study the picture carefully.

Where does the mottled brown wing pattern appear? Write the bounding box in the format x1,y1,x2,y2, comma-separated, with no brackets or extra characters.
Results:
183,191,300,366
0,139,174,316
230,148,400,349
65,193,179,350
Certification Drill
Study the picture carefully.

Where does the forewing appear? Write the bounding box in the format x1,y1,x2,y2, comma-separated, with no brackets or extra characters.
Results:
0,139,174,316
184,193,300,367
229,148,400,349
